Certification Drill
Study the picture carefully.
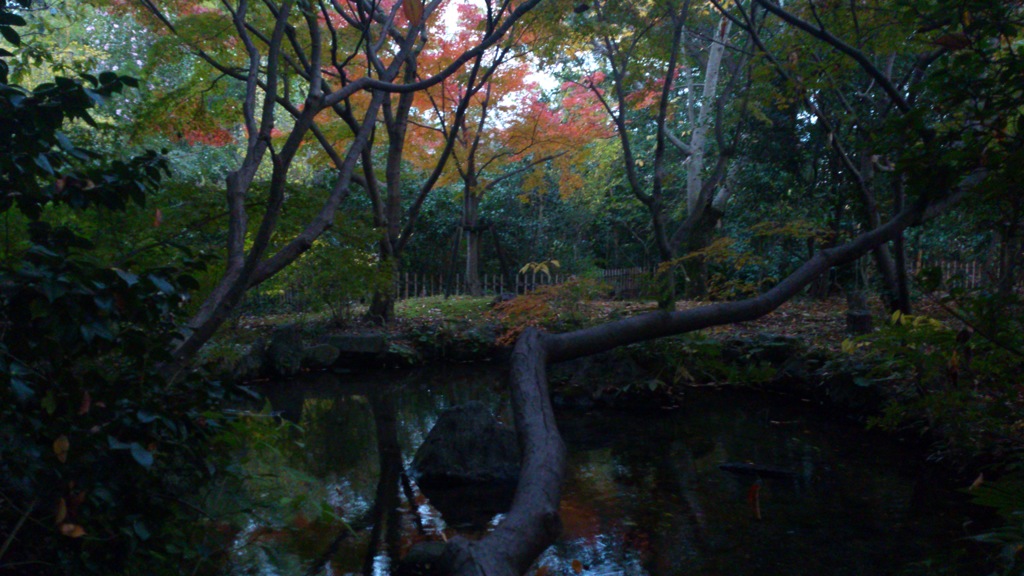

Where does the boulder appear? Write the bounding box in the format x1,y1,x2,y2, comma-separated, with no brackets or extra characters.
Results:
411,401,520,487
301,343,340,370
265,325,304,377
490,292,517,307
448,322,502,362
232,341,267,381
416,482,516,530
324,333,389,366
385,340,421,366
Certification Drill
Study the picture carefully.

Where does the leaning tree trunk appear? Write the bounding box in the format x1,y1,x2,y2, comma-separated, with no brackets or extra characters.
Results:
437,188,953,576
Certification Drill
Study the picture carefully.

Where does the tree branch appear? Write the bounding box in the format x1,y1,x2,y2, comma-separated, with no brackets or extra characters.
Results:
752,0,911,113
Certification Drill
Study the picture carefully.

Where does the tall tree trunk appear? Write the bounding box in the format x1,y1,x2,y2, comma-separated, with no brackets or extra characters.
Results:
464,184,484,297
686,18,731,215
676,17,732,299
892,178,912,313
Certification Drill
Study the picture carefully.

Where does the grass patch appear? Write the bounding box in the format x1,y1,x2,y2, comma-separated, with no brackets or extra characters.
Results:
394,295,493,322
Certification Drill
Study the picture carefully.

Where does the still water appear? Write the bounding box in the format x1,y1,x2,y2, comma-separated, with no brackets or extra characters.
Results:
228,363,982,576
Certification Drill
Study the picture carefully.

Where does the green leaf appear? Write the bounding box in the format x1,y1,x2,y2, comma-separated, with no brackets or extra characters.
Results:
148,274,175,294
133,519,151,541
108,436,131,450
137,410,158,423
114,268,139,286
1,25,21,46
34,153,54,175
42,390,56,414
10,376,34,401
130,442,154,469
55,131,77,153
98,71,118,86
0,13,27,26
81,321,113,342
83,88,105,107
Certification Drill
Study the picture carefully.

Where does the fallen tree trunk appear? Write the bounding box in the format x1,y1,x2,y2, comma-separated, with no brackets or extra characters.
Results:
441,329,565,576
437,192,968,576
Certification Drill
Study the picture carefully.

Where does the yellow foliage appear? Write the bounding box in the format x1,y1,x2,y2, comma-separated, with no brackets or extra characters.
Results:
53,435,69,464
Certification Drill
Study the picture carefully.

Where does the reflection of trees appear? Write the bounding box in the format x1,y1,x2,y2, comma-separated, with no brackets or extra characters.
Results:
301,396,378,480
360,390,404,575
556,418,712,574
257,364,516,575
304,387,426,576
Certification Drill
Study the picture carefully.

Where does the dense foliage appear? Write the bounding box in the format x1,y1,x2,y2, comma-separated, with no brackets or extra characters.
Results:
0,6,237,573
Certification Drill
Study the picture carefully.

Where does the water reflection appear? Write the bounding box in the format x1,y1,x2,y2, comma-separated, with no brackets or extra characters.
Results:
249,365,511,575
545,391,964,576
225,365,975,576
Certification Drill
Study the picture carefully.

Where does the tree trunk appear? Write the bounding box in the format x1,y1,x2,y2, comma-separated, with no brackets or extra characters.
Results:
686,18,731,215
440,329,565,576
368,254,398,324
892,180,912,313
465,229,483,297
871,244,902,312
463,179,484,297
368,290,395,325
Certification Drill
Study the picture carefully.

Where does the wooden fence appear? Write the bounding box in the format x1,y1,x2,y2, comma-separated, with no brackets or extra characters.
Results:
240,255,1013,314
390,266,655,300
240,266,657,313
914,257,989,291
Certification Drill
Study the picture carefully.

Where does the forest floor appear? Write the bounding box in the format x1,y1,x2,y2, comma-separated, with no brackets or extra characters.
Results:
227,292,953,355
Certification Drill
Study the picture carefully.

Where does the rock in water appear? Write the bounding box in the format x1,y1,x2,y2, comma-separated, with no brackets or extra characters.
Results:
411,401,520,488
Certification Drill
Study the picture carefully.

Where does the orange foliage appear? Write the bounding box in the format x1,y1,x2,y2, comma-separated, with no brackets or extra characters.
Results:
405,2,609,197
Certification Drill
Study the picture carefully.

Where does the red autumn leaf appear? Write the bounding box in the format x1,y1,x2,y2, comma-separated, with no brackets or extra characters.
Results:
403,0,424,27
747,481,762,520
55,498,67,524
59,523,86,538
934,33,971,50
53,435,70,463
78,390,91,415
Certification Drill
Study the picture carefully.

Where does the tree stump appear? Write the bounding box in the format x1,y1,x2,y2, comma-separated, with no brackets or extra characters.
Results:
846,291,873,334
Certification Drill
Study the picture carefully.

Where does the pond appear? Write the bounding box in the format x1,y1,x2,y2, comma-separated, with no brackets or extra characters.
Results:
222,363,985,576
